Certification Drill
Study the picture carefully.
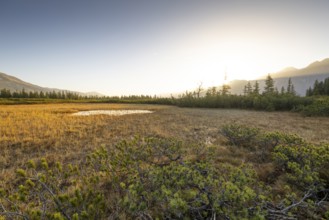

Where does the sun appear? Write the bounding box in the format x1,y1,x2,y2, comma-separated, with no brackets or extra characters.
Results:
224,60,261,81
201,48,276,85
190,34,282,83
197,55,263,88
182,42,269,87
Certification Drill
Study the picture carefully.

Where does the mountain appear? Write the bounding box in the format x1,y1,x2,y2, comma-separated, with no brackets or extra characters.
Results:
84,91,106,97
0,72,105,97
270,58,329,78
228,58,329,96
0,72,53,92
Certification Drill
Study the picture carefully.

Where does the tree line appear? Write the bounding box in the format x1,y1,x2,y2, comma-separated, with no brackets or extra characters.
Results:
173,75,309,111
0,89,164,101
0,89,83,99
242,75,296,96
306,77,329,96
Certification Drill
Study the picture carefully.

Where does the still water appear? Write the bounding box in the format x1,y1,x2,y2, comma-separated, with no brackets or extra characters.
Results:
72,110,153,116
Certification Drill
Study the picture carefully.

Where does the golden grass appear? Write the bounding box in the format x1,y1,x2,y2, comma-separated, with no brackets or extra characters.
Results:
1,103,329,186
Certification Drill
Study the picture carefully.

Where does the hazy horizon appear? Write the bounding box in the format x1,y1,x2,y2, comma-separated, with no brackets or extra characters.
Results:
1,0,329,96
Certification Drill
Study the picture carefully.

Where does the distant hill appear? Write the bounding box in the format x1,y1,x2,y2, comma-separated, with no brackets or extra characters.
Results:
0,72,52,92
228,58,329,96
271,58,329,78
84,91,106,97
0,72,105,97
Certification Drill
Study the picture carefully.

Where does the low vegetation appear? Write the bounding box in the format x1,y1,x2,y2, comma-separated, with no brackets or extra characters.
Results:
296,98,329,117
0,104,329,219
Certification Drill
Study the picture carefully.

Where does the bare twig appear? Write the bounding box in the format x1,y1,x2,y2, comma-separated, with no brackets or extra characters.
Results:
0,211,29,220
281,190,313,213
30,177,71,220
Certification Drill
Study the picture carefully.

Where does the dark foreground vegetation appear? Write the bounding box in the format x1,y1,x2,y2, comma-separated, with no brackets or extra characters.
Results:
1,124,328,219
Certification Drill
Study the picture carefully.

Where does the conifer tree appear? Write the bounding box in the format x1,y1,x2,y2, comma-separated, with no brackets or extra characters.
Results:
286,78,296,95
243,82,252,96
221,84,231,96
263,74,275,95
287,78,292,94
253,81,260,95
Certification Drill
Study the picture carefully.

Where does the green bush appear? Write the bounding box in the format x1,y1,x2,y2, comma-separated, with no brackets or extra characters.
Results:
220,124,260,149
273,143,329,189
1,134,328,219
88,137,267,219
0,159,106,219
256,132,305,162
220,123,305,162
298,98,329,116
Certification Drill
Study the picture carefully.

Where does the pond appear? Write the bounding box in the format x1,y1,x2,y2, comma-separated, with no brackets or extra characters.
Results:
72,110,153,116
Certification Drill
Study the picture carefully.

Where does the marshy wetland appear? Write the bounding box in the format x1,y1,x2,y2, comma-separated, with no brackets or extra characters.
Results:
1,103,329,219
1,103,328,181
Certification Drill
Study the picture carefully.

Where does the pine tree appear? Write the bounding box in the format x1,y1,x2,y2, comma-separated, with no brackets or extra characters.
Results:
290,84,296,96
318,81,325,95
244,82,252,96
253,81,260,95
286,78,296,95
195,83,203,98
263,74,275,95
324,78,329,95
0,88,12,98
221,84,231,96
243,85,247,96
206,87,217,97
313,80,320,95
306,87,312,96
287,78,292,94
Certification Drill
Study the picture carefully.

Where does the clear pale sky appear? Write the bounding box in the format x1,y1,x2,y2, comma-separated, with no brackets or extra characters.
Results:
1,0,329,96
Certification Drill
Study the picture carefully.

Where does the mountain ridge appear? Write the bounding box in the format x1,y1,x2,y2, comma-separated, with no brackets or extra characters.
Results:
266,58,329,79
218,58,329,96
0,72,105,97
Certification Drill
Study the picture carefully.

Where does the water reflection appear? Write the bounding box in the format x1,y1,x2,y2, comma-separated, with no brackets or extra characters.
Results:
72,110,153,116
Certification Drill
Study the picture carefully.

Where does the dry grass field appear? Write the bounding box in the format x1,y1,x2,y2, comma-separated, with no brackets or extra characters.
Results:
1,103,329,182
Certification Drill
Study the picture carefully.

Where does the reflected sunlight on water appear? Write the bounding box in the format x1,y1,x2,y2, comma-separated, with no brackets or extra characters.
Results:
72,110,153,116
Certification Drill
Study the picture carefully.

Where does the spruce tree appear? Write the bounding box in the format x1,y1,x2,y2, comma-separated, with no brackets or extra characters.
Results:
253,81,260,95
286,78,296,95
221,84,231,96
263,74,275,95
287,78,292,94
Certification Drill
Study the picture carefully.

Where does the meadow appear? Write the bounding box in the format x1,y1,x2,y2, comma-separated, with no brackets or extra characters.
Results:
1,103,329,219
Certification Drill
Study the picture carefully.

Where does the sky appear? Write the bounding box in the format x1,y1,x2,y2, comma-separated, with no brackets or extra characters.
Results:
1,0,329,96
